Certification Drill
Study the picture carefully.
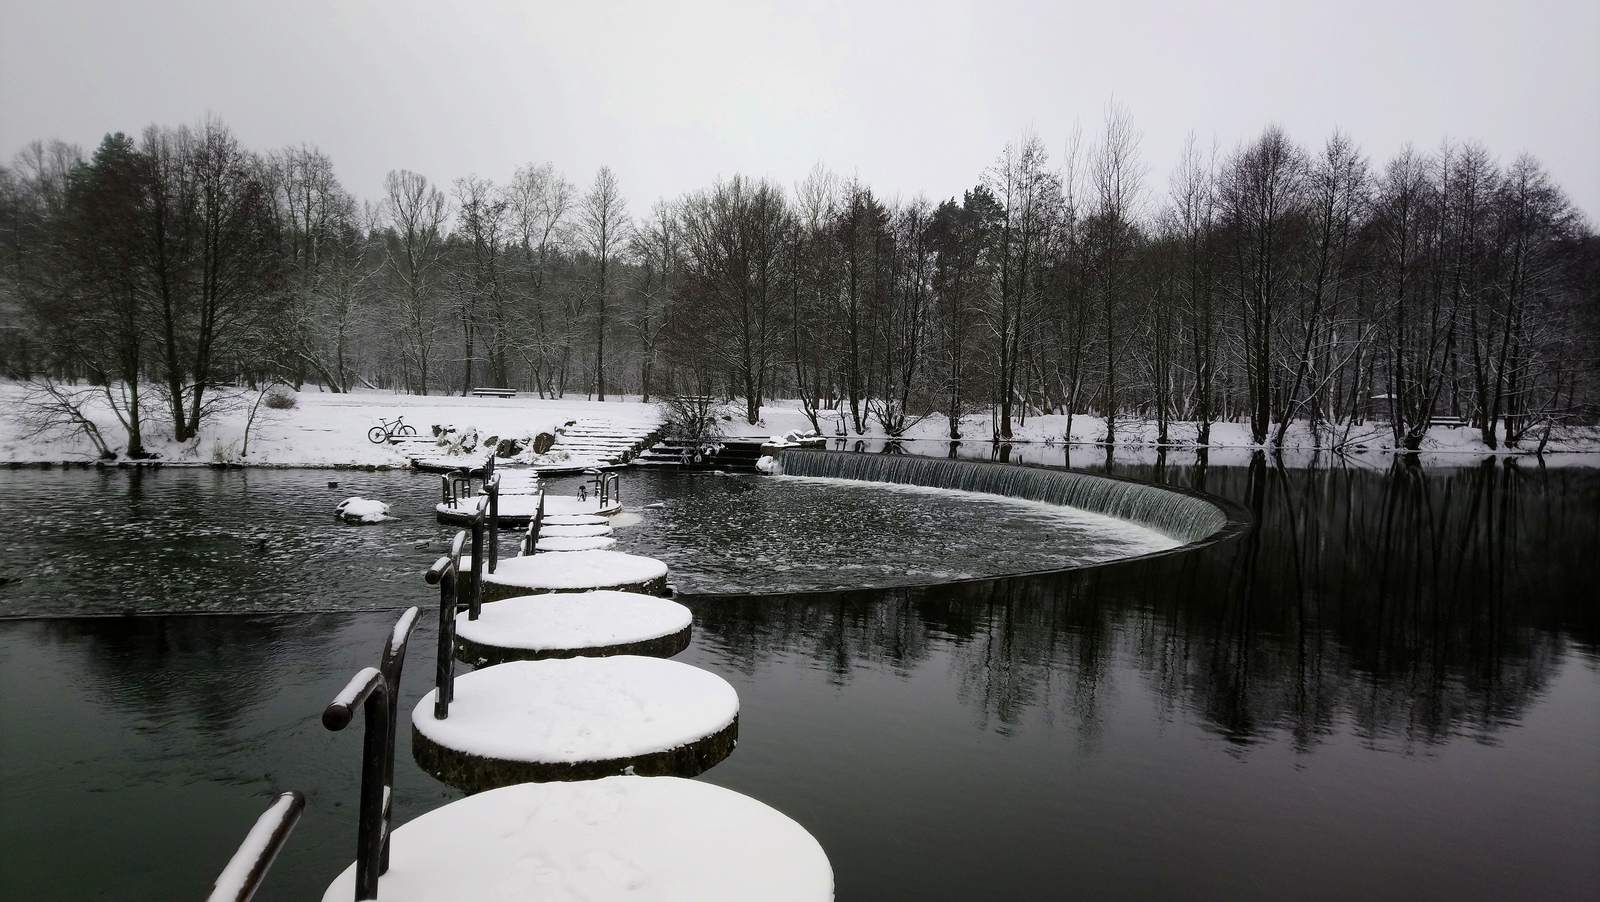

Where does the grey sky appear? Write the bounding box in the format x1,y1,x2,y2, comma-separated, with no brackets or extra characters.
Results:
4,0,1597,222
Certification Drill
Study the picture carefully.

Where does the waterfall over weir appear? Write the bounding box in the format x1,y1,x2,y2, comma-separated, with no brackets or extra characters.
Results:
775,450,1234,546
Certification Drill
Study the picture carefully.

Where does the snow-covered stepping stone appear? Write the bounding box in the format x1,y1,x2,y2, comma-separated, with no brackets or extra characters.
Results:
543,493,623,517
454,590,692,666
320,776,832,902
534,534,617,552
436,492,546,525
544,513,608,526
412,656,737,790
482,550,669,600
539,522,613,538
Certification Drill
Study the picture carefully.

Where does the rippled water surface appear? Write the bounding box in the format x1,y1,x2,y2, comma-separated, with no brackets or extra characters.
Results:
1,456,1597,902
0,467,1174,617
620,473,1176,593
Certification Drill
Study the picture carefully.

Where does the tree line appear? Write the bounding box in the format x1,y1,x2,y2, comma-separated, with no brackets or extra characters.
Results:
2,110,1595,454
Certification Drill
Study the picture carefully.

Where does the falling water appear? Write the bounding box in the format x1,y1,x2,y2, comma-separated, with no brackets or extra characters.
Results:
774,450,1232,544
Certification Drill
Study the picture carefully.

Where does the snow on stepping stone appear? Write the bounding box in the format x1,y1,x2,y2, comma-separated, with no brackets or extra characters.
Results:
544,493,622,517
544,513,608,526
320,776,832,902
534,534,617,552
436,492,545,525
412,656,737,790
482,549,668,600
335,497,392,524
539,522,613,537
454,590,692,665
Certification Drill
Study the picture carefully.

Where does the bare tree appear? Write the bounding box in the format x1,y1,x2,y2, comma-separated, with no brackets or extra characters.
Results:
628,200,677,402
507,162,575,395
381,169,448,394
452,175,512,391
139,117,280,441
1087,106,1146,444
1220,124,1306,444
579,166,630,400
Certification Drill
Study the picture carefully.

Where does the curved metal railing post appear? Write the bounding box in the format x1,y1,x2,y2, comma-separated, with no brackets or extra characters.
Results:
485,472,501,576
323,667,391,902
377,606,420,872
206,791,306,902
521,489,545,556
468,496,487,620
425,531,467,719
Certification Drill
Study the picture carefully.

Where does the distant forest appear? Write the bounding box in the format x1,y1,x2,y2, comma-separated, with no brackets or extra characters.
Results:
2,110,1596,451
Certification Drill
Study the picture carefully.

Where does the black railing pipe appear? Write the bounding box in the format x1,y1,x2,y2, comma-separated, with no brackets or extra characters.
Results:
467,496,486,620
376,606,419,871
206,791,306,902
323,667,390,902
521,489,546,556
425,531,467,719
486,472,501,575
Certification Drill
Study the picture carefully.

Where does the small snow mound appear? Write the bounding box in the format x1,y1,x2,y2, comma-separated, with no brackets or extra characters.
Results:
335,497,391,524
756,455,777,474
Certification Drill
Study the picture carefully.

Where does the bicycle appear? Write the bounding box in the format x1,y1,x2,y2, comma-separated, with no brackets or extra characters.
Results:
368,415,418,444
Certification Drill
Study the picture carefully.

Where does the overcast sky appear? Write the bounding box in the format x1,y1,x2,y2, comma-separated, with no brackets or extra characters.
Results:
4,0,1597,222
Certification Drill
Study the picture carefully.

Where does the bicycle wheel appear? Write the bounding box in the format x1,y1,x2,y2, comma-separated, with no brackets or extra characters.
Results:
400,424,417,436
368,426,388,444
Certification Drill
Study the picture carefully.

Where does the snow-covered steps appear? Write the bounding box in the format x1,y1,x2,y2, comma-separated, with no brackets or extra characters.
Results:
493,469,542,495
482,550,669,600
631,438,769,472
453,590,693,666
320,776,832,902
526,418,664,473
411,656,738,790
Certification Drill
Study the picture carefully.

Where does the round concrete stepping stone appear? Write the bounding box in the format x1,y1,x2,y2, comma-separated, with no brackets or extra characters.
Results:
534,535,617,552
454,590,692,665
544,513,608,526
544,494,622,517
482,550,668,600
435,492,546,525
412,657,737,791
320,776,832,902
540,522,613,538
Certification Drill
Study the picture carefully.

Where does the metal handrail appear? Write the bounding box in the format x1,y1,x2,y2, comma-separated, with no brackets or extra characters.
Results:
521,489,546,556
466,495,487,620
484,473,501,576
323,667,390,902
206,791,306,902
425,531,468,719
320,606,421,902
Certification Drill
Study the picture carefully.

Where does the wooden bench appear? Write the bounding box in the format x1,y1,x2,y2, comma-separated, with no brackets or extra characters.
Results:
471,387,517,399
1428,415,1467,429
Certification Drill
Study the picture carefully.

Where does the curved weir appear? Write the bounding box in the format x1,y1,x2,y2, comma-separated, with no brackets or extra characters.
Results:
775,449,1235,545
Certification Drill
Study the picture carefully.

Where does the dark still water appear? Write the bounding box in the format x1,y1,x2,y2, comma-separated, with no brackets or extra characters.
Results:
0,456,1597,900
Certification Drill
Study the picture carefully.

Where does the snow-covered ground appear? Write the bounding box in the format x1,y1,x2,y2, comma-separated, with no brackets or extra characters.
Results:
1,380,1595,466
769,402,1600,457
0,382,664,467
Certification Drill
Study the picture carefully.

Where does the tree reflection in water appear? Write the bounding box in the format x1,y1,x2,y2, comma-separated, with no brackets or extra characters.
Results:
687,454,1598,749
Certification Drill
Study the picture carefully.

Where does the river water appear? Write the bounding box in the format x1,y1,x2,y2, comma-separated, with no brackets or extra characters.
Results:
0,455,1595,900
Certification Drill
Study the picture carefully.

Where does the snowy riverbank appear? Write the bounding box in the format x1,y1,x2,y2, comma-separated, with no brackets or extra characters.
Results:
1,380,1596,467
